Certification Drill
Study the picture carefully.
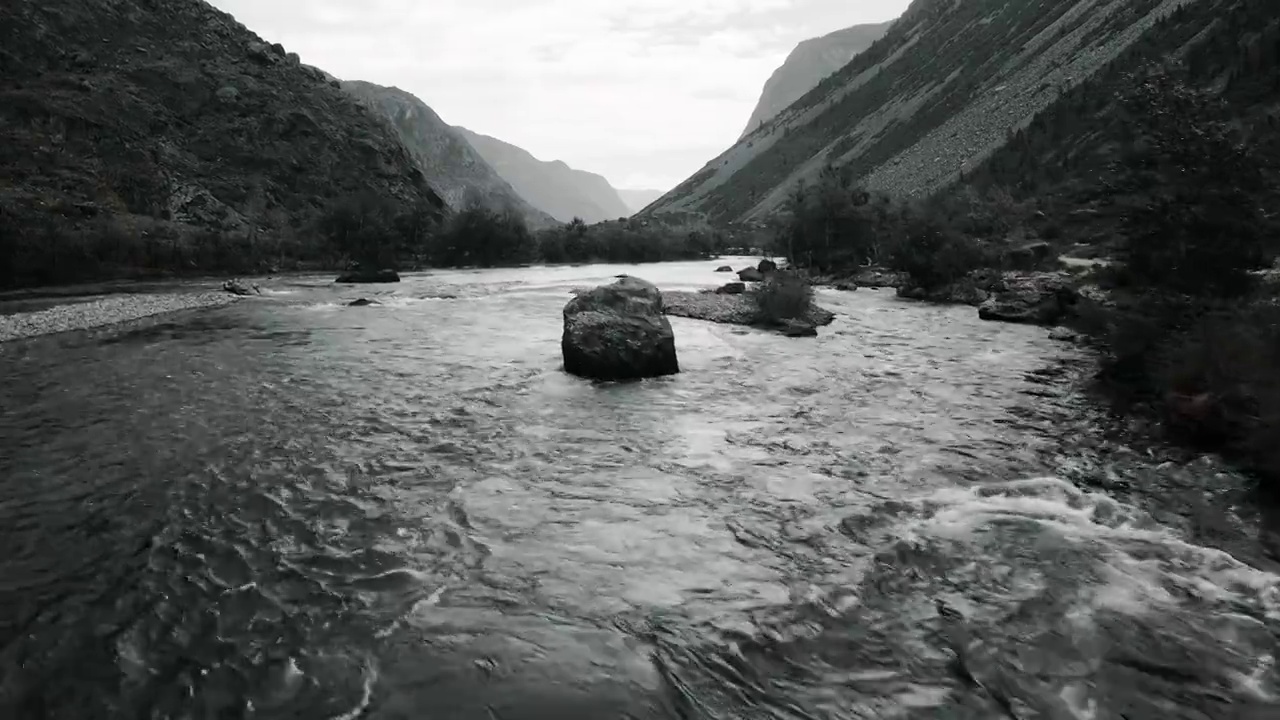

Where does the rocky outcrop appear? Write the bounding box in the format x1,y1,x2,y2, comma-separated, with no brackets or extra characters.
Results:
341,82,555,229
978,273,1080,325
739,21,893,139
0,0,445,289
454,127,632,224
562,276,679,381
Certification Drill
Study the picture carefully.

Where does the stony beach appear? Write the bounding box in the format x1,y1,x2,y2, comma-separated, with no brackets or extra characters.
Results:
0,292,238,343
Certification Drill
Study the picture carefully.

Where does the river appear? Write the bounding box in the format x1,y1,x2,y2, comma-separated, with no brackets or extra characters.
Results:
1,259,1277,719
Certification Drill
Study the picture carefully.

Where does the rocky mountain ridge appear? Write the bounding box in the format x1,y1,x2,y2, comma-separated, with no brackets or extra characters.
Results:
453,127,632,224
739,21,893,140
0,0,445,287
340,81,556,229
644,0,1200,225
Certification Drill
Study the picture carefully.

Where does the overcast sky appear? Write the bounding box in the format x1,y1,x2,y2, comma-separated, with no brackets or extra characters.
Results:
207,0,910,191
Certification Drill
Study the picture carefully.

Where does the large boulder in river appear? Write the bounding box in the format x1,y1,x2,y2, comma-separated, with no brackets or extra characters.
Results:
758,259,778,274
978,273,1080,325
561,276,679,381
737,267,766,282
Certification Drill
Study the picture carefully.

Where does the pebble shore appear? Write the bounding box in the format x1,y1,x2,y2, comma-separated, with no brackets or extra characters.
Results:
0,292,238,343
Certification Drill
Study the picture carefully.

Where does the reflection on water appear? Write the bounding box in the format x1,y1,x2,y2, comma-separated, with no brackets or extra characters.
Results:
0,259,1276,719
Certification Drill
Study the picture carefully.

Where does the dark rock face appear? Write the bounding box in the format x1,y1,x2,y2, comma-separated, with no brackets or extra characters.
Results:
336,268,400,284
715,282,746,295
561,276,679,381
979,274,1080,325
0,0,445,287
347,298,381,307
738,267,766,283
715,265,734,272
757,259,779,274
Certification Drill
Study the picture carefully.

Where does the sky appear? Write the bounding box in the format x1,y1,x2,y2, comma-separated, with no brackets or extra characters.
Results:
207,0,911,192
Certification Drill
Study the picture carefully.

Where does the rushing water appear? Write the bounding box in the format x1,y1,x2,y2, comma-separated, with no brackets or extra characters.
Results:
1,259,1278,720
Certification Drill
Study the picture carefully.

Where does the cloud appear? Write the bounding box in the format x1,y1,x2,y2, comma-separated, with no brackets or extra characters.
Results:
208,0,911,191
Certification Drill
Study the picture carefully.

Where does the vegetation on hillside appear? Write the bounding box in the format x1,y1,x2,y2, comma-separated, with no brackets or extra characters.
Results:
769,9,1280,486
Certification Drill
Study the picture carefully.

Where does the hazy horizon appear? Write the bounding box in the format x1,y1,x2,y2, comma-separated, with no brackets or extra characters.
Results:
205,0,911,193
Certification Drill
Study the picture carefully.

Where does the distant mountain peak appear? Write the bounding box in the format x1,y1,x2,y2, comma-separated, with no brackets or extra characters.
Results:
340,81,555,228
740,20,894,140
453,127,632,223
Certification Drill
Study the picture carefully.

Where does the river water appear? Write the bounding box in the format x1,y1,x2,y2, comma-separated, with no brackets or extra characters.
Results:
1,259,1277,719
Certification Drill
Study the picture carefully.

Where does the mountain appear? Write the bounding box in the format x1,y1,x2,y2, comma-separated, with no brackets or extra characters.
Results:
643,0,1205,225
616,189,667,215
740,21,893,140
0,0,445,287
341,82,556,229
453,128,632,223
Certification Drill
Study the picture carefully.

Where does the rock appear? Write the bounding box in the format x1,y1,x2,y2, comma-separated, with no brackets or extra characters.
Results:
662,291,835,328
1048,326,1078,342
246,41,276,64
738,267,766,282
222,278,259,296
347,298,380,307
834,280,858,291
780,320,818,337
215,85,239,103
979,273,1080,325
715,282,746,295
285,52,301,66
561,276,679,381
715,265,734,272
758,259,779,274
335,268,401,284
853,268,907,288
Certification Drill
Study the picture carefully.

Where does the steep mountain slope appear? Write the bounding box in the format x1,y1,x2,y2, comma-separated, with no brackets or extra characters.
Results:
0,0,444,287
949,0,1280,246
454,128,632,223
644,0,1198,225
740,21,893,139
341,82,556,229
617,189,667,215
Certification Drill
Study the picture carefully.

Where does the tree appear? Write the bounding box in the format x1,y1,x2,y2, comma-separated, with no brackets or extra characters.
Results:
1107,72,1278,297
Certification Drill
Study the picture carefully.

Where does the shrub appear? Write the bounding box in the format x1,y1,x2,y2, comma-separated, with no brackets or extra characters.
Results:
750,271,813,324
886,218,991,290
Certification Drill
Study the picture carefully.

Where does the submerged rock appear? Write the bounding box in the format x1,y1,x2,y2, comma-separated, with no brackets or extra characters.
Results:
561,276,679,381
780,320,818,337
336,268,400,284
715,265,733,272
221,278,260,296
347,298,380,307
662,291,835,335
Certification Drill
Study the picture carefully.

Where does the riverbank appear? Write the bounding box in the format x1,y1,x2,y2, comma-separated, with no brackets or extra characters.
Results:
0,292,239,343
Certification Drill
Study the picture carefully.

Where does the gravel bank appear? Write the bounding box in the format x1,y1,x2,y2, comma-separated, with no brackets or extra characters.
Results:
0,292,238,343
